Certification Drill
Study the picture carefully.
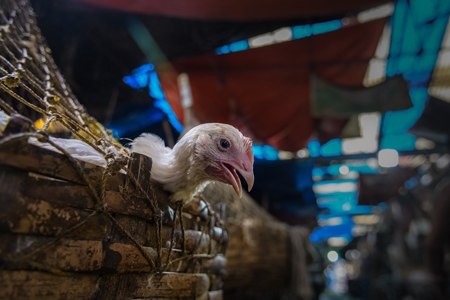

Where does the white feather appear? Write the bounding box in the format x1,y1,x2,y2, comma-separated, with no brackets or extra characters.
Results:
28,136,107,168
131,133,179,186
0,109,10,133
131,131,203,203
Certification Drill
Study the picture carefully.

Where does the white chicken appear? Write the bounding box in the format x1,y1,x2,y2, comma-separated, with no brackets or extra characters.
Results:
131,123,254,204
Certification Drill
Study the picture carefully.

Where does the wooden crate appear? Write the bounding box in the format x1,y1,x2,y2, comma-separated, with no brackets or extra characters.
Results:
0,122,226,299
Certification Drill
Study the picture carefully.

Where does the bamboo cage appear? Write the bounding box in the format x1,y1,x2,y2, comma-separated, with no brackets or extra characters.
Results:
0,1,313,299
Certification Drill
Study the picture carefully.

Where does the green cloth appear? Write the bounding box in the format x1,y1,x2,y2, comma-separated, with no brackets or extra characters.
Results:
311,74,412,117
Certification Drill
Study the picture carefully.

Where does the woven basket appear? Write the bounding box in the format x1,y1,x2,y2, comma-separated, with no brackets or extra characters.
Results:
0,115,227,299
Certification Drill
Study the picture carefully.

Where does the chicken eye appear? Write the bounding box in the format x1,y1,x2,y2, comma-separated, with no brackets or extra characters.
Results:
219,139,230,150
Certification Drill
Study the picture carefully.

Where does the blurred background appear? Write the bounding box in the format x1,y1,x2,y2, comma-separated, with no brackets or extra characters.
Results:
29,0,450,299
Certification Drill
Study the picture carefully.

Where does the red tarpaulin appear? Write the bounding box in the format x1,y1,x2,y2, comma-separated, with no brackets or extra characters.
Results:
78,0,392,21
158,19,387,151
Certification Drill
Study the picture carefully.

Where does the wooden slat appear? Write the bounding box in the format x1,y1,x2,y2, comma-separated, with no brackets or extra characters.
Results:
0,235,222,274
0,236,157,273
0,136,103,185
96,272,210,300
0,271,99,299
0,271,213,300
102,242,156,273
0,195,111,239
0,237,103,272
25,171,96,209
132,272,210,299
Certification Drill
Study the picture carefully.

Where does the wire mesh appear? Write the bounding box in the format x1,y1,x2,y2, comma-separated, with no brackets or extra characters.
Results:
0,0,121,155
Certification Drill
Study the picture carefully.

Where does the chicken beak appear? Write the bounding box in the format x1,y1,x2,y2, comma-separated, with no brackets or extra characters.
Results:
220,162,254,199
232,181,243,199
241,169,254,192
233,166,254,199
